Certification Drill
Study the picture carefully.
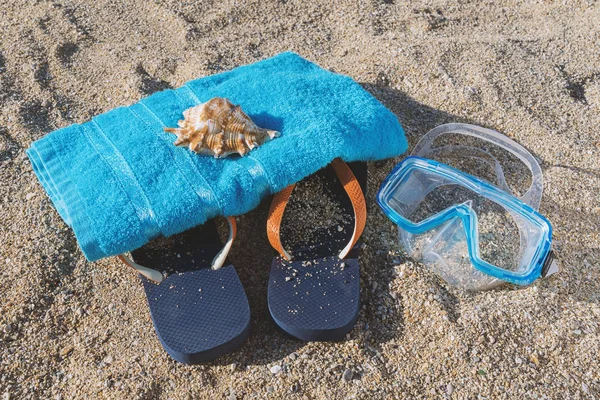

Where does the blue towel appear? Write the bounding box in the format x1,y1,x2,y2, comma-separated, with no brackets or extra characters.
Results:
27,52,407,261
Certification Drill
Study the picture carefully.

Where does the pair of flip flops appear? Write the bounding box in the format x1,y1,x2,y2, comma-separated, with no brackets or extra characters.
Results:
118,159,367,363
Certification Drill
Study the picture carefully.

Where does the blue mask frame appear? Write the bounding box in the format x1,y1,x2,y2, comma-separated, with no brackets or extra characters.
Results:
377,156,553,286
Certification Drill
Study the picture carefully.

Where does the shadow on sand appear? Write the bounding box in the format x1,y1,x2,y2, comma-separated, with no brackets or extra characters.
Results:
39,83,599,368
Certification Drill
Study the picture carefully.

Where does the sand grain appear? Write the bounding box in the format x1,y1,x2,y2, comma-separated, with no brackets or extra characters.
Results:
1,0,599,398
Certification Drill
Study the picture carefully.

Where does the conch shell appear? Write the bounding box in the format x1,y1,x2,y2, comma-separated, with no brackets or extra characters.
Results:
164,97,280,157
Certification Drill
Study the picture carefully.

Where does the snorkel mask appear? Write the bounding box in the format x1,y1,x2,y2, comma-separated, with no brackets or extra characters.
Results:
377,123,558,291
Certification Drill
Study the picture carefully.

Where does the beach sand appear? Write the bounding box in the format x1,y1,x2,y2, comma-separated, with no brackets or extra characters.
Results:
1,0,599,398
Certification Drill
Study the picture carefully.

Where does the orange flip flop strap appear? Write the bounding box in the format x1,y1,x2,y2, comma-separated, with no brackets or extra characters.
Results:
118,216,237,283
331,158,367,259
266,158,367,260
266,184,296,260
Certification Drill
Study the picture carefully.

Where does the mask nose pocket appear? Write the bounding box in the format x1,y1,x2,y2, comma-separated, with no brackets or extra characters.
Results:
404,209,502,291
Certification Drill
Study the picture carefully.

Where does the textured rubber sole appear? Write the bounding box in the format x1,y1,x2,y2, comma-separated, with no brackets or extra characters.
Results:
132,221,250,363
268,255,359,341
141,266,250,363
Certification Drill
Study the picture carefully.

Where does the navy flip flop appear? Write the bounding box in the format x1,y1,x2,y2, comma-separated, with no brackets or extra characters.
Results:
266,159,367,341
118,217,250,364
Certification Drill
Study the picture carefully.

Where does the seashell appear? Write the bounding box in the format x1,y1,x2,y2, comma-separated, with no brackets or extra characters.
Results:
164,97,280,158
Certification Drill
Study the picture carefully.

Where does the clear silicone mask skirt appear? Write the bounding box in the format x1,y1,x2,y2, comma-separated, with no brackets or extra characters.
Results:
377,124,557,291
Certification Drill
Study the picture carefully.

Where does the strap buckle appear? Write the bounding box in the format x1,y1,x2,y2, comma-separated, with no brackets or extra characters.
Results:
541,250,559,278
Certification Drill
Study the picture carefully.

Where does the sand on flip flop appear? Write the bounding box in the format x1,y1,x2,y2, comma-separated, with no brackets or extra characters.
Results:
0,1,599,399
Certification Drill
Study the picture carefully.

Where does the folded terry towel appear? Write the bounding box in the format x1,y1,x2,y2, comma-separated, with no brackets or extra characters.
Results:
27,52,407,261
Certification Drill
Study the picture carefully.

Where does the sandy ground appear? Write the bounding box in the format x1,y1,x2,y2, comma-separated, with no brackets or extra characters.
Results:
1,0,600,399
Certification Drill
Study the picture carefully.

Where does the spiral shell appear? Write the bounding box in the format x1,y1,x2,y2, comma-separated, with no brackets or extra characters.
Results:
164,97,280,158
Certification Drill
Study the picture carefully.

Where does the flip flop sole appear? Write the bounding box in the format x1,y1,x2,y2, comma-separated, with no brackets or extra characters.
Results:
268,256,360,341
267,161,367,341
131,222,250,364
142,266,250,364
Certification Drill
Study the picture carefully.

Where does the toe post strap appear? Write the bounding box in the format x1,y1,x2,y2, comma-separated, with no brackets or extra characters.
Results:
118,254,166,283
331,158,367,259
211,216,237,270
266,184,296,261
266,158,367,261
117,216,237,283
